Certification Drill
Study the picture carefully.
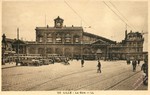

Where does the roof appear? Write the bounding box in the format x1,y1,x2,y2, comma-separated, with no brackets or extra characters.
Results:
54,16,64,21
26,41,36,44
83,32,116,44
35,26,83,31
12,40,26,45
6,38,14,43
127,31,142,36
91,39,109,45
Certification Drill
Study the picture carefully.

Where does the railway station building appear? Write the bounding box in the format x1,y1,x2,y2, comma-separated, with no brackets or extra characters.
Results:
2,16,147,61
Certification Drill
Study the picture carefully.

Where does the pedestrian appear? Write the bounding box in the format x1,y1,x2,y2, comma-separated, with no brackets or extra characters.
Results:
81,58,84,67
141,60,148,77
64,58,70,65
51,58,55,64
97,60,101,73
137,59,140,66
132,59,137,72
126,59,130,65
141,60,148,85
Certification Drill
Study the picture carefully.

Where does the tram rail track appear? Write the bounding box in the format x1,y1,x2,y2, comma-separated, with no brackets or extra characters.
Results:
2,61,138,91
2,65,17,69
105,71,141,90
26,64,128,91
55,68,135,90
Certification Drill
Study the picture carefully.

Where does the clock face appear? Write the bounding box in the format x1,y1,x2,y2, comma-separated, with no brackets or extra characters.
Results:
57,22,61,26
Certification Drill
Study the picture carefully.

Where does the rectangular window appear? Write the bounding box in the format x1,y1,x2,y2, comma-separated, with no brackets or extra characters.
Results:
65,38,71,43
39,37,43,42
56,37,62,43
47,37,52,42
75,38,79,43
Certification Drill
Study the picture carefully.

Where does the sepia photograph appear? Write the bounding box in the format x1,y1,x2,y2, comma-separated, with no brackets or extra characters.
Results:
1,0,149,94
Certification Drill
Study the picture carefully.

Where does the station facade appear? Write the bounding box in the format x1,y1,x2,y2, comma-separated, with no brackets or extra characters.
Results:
2,16,147,61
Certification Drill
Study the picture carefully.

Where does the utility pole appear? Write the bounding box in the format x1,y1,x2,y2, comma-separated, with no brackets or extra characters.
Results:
45,33,47,59
81,30,84,60
16,28,19,66
2,34,6,65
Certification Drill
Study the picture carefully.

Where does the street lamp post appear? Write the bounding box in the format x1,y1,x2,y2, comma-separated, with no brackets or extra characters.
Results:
2,34,7,65
2,43,6,65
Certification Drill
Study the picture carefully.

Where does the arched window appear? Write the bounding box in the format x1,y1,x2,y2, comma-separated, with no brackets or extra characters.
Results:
74,35,80,43
46,48,52,54
55,48,62,55
75,38,79,43
65,34,71,43
74,47,81,55
29,47,35,54
47,33,52,37
37,34,43,42
38,48,44,55
56,34,62,43
64,48,71,56
39,37,43,42
47,33,52,42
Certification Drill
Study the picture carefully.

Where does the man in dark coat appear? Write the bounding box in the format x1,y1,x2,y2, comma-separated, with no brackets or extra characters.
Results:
141,60,148,75
132,60,137,72
126,59,130,65
97,60,101,73
137,59,140,65
81,58,84,67
141,60,148,85
15,58,19,66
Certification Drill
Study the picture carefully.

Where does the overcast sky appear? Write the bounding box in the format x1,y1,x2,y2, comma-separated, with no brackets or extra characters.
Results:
2,0,148,51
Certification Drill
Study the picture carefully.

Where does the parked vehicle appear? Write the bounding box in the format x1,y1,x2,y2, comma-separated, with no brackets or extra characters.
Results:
40,59,53,65
47,54,66,63
20,59,42,66
54,57,62,62
83,55,95,60
32,59,43,66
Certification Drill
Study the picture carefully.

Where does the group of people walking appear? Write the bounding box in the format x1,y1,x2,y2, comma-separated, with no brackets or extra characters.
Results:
80,58,101,73
81,58,148,85
126,59,148,85
126,59,141,72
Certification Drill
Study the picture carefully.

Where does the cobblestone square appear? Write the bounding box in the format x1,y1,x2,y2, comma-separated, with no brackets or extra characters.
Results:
2,60,148,91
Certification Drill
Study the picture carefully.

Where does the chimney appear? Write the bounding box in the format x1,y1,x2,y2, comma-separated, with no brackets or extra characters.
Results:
125,30,127,39
47,25,49,28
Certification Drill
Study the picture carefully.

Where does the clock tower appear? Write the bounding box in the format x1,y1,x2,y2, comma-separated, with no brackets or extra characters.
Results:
54,16,64,28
